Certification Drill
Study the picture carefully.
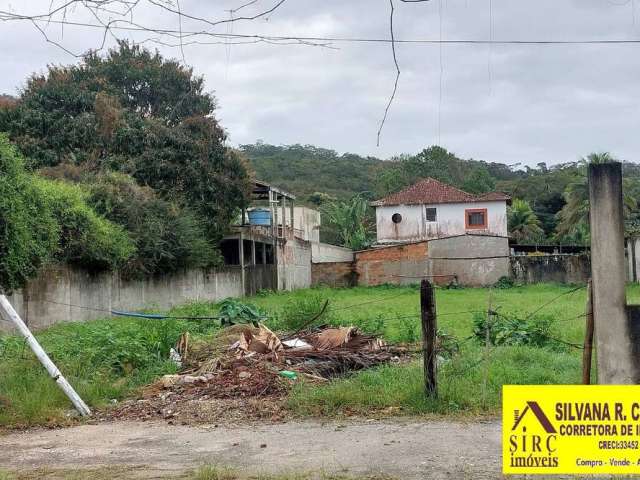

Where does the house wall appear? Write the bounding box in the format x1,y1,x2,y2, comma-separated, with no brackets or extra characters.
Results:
312,243,355,263
277,237,312,291
375,201,508,243
2,264,246,332
292,207,321,243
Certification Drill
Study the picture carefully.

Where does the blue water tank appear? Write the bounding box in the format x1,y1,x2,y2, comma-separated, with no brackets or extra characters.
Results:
248,208,272,226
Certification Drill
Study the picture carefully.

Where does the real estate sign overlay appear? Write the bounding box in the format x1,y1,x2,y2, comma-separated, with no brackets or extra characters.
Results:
503,385,640,474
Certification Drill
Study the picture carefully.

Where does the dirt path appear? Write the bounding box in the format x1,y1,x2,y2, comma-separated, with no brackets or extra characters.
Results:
0,419,501,479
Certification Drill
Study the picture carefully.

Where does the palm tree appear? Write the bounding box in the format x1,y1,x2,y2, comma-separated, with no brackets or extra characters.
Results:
322,194,372,250
556,152,636,241
508,199,544,244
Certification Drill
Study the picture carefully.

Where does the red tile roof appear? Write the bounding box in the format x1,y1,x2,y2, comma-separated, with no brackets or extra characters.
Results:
371,177,511,206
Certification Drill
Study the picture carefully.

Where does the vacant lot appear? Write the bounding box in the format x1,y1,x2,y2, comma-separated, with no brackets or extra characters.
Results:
3,282,634,427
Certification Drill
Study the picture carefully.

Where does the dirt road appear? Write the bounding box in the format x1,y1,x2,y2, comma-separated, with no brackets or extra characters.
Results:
1,419,501,479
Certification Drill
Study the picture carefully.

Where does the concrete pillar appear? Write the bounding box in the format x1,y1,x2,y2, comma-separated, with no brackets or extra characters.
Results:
239,233,246,296
281,197,287,238
251,240,256,265
631,237,640,283
588,162,636,383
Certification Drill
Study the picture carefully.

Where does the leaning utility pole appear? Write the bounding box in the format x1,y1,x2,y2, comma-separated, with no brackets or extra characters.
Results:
0,294,91,417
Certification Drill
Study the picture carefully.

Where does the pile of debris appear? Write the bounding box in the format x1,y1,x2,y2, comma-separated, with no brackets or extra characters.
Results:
101,324,409,423
179,323,407,386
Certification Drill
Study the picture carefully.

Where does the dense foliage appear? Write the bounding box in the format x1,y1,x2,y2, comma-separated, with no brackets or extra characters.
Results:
322,194,374,250
0,41,251,243
245,142,640,245
34,177,135,271
507,199,544,244
87,172,218,277
0,135,58,291
0,42,254,290
0,136,135,291
242,142,380,201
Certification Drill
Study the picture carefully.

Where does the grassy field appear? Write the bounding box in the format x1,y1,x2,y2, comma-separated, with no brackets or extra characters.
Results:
3,282,637,427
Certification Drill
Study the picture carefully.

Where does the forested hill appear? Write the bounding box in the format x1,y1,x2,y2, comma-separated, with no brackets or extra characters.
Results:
241,143,383,200
241,142,640,242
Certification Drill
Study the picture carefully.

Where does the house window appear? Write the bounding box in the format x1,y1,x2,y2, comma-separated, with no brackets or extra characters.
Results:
465,208,488,229
392,213,402,224
425,207,437,222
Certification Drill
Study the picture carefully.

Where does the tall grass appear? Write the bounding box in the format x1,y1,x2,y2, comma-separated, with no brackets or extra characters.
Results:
0,315,219,427
2,283,627,426
289,345,582,416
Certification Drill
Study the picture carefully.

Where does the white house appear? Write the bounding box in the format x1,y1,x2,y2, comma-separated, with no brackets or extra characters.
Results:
371,177,511,244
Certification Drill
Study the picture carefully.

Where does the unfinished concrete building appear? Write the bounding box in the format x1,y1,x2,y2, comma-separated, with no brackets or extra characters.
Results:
220,180,313,294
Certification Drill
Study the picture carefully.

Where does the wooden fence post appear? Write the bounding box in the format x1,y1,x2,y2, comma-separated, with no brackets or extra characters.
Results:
421,279,437,397
482,289,494,406
0,294,91,417
582,280,594,384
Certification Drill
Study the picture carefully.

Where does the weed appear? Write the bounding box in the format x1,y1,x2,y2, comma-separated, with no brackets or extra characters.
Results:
279,293,334,331
351,314,386,335
217,298,267,326
493,276,515,289
472,311,556,348
397,316,419,343
289,345,581,417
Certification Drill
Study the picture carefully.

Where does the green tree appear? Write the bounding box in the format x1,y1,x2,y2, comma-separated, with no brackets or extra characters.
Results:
0,41,251,242
323,195,373,250
462,167,496,194
556,152,636,242
401,146,458,186
88,172,218,276
508,199,544,244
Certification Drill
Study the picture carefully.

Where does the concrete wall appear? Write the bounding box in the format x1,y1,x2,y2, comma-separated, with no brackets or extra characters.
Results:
3,264,246,332
311,262,357,288
355,234,510,287
627,237,640,282
375,201,508,243
312,243,355,263
426,234,510,286
293,207,321,243
277,238,312,291
510,254,590,284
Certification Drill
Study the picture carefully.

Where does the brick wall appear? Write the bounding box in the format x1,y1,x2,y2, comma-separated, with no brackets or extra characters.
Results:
355,242,429,286
311,262,357,287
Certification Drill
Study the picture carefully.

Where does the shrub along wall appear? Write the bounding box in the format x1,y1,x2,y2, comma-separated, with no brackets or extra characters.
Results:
0,135,225,294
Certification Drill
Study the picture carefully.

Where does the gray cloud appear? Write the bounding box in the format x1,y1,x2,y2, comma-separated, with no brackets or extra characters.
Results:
0,0,639,166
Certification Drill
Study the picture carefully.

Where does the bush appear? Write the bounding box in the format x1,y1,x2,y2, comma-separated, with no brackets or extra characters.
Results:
279,293,335,331
88,172,219,277
217,298,268,326
33,177,135,270
494,276,515,289
472,311,556,348
0,135,59,291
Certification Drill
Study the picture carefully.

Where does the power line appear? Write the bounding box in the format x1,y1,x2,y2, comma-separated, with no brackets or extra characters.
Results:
3,17,640,46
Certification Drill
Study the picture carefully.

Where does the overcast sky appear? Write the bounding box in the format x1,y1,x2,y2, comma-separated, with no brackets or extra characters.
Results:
0,0,639,166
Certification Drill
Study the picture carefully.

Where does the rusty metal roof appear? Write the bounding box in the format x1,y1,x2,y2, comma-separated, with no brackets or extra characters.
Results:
371,177,511,206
